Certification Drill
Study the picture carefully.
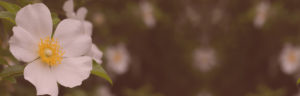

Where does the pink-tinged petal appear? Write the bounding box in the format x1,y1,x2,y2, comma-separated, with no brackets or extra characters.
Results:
86,44,103,64
9,27,39,62
76,7,88,20
63,0,76,18
54,19,92,57
15,3,52,38
24,59,58,96
83,21,93,36
52,56,92,87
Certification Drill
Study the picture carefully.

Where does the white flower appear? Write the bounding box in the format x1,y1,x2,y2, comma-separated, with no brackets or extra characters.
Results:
9,3,93,96
254,1,270,28
105,43,130,75
140,0,156,28
279,43,300,75
96,86,114,96
194,47,216,72
63,0,103,64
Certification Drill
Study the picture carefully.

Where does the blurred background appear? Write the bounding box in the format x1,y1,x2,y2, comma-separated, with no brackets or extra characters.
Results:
1,0,300,96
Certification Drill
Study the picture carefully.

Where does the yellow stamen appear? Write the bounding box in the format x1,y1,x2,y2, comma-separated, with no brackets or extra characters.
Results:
38,37,64,66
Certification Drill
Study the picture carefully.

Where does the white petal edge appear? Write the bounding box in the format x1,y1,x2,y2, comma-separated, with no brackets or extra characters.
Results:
52,56,92,88
83,21,93,36
15,3,52,38
76,7,88,20
63,0,76,18
86,44,103,64
54,19,92,57
63,0,74,12
24,59,58,96
9,27,39,62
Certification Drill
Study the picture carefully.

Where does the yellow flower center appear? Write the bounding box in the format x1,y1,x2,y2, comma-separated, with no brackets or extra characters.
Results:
38,37,64,66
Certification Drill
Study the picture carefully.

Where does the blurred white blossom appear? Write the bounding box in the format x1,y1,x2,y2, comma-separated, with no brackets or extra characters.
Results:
96,86,114,96
63,0,103,64
279,43,300,75
9,3,93,96
93,12,105,26
140,0,156,28
106,43,130,75
194,47,217,72
254,1,270,28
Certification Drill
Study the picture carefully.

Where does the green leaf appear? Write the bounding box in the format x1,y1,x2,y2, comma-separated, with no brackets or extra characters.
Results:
0,64,24,81
0,11,15,24
51,13,61,28
50,13,61,38
16,0,33,6
297,78,300,87
3,76,17,83
0,1,21,13
0,57,8,65
91,62,113,85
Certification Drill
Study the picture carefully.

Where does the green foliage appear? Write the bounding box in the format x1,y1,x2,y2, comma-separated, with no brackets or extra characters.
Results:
0,1,20,13
91,62,113,85
51,13,61,28
0,57,8,65
64,88,88,96
51,12,61,37
246,85,286,96
297,78,300,87
4,76,17,84
0,64,24,83
0,11,15,24
0,1,20,24
16,0,33,6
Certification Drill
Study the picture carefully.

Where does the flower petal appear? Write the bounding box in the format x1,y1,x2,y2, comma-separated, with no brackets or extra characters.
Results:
15,3,52,38
24,59,58,96
63,0,74,13
9,27,39,62
83,21,93,36
86,44,103,64
76,7,87,20
54,19,92,57
52,56,92,88
63,0,76,18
